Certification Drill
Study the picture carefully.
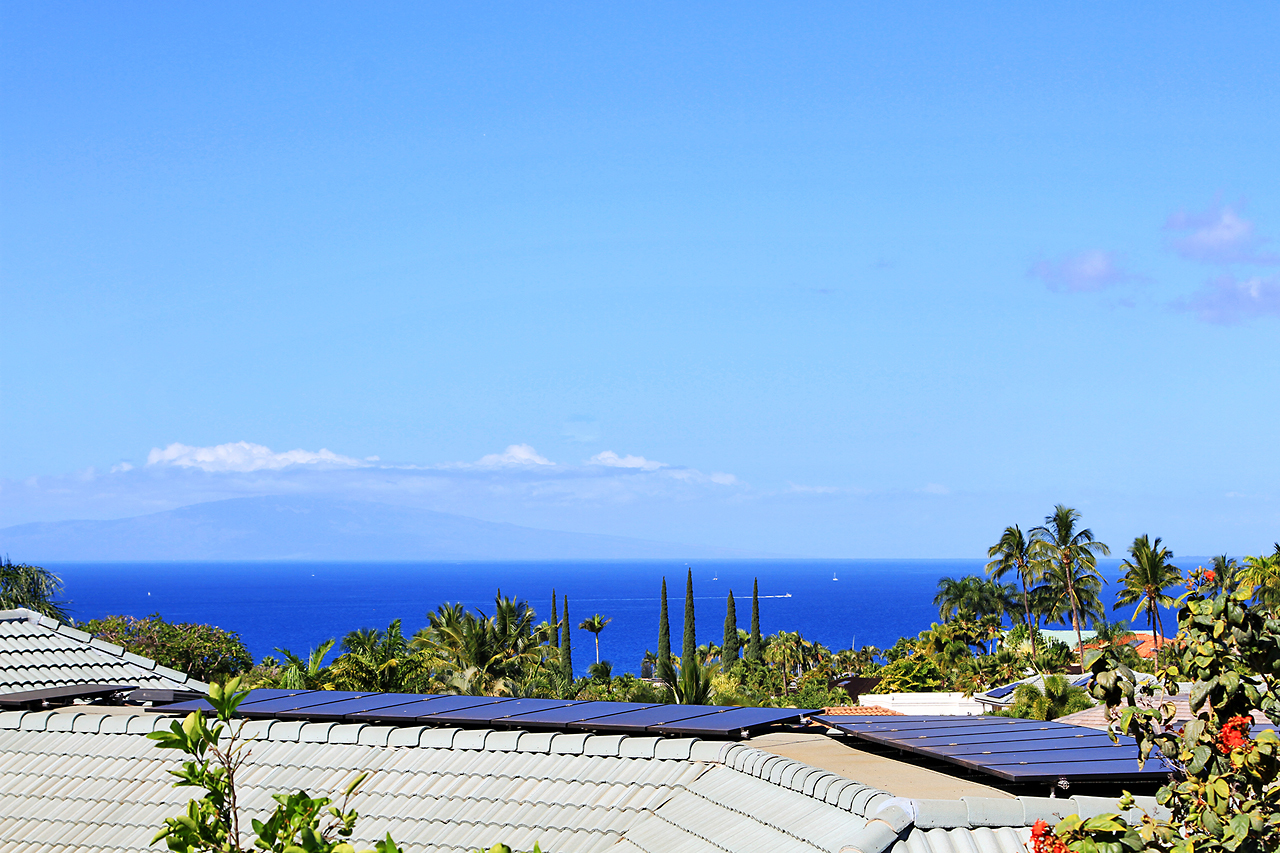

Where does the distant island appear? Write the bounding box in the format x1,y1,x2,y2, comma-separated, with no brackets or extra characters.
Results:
0,495,758,561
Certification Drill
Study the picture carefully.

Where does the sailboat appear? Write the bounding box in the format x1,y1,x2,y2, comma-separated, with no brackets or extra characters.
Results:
832,571,838,581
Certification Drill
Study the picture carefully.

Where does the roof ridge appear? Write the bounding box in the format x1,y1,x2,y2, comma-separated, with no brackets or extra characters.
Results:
0,609,208,694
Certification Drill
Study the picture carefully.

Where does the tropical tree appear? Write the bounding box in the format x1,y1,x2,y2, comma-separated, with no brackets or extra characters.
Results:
986,525,1046,654
918,622,973,667
1032,505,1110,668
413,595,545,690
0,556,69,621
329,619,429,693
1114,534,1179,647
658,653,716,705
1239,544,1280,613
275,639,336,690
578,614,611,664
1000,674,1092,721
932,575,1017,623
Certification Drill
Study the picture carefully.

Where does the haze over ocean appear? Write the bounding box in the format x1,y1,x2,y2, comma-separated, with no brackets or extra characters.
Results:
51,559,1196,678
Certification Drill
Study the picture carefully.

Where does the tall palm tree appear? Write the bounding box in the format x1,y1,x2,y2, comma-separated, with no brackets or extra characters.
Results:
1032,505,1110,669
933,575,1017,623
1114,534,1179,648
578,614,611,664
986,525,1046,655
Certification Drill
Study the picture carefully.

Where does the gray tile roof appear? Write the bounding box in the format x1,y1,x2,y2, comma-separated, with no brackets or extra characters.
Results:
0,609,207,695
0,705,1152,853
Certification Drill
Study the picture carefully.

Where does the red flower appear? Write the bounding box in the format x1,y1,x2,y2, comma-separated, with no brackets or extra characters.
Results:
1217,715,1252,753
1204,570,1216,583
1030,819,1068,853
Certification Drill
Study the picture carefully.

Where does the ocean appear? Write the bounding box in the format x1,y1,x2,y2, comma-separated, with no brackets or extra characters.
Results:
48,558,1191,678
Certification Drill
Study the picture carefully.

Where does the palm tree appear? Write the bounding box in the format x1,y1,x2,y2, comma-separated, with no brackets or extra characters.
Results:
657,653,716,705
1004,675,1093,721
986,525,1046,655
275,639,335,690
329,619,428,692
1114,534,1179,648
414,594,545,691
1032,505,1110,669
933,576,981,622
1240,545,1280,613
0,557,69,621
933,575,1017,623
579,614,611,664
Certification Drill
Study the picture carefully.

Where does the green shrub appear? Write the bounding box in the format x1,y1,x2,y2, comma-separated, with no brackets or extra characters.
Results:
83,613,252,682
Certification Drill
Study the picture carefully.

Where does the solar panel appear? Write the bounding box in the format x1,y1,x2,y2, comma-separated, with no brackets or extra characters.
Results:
985,682,1021,699
649,706,813,737
270,692,430,722
238,691,378,719
500,701,661,730
157,688,317,714
434,697,581,726
569,704,737,733
0,683,137,711
822,715,1172,784
415,697,523,724
345,694,497,723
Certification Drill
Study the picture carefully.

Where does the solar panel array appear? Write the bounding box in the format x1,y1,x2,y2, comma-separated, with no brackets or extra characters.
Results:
983,675,1092,701
158,690,812,739
817,714,1173,784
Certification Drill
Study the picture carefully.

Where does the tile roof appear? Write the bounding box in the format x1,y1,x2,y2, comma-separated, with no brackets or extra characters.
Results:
0,706,1170,853
0,609,207,696
821,706,904,716
0,706,1075,853
1056,692,1272,732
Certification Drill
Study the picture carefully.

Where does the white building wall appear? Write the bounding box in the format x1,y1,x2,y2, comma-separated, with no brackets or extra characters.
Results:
865,692,984,716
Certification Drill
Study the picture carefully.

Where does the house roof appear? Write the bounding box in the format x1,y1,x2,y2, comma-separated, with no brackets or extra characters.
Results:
0,609,207,696
1056,691,1271,732
0,705,1148,853
1079,631,1173,660
821,705,904,716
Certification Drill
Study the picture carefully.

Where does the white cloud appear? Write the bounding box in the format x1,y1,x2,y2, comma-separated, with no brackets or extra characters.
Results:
1029,249,1141,293
919,483,950,495
787,483,843,494
1173,274,1280,324
110,462,134,473
147,441,366,473
1166,204,1277,265
474,444,554,468
588,451,667,472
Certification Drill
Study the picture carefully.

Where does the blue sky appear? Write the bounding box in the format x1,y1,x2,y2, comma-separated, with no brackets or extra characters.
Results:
2,4,1278,557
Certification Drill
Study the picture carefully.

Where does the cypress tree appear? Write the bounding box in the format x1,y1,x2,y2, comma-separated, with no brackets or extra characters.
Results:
657,577,671,672
550,590,559,648
747,577,763,662
723,590,739,664
560,595,573,679
682,568,696,665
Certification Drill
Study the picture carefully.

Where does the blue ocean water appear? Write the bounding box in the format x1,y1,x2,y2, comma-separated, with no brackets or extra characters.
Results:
48,559,1191,678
